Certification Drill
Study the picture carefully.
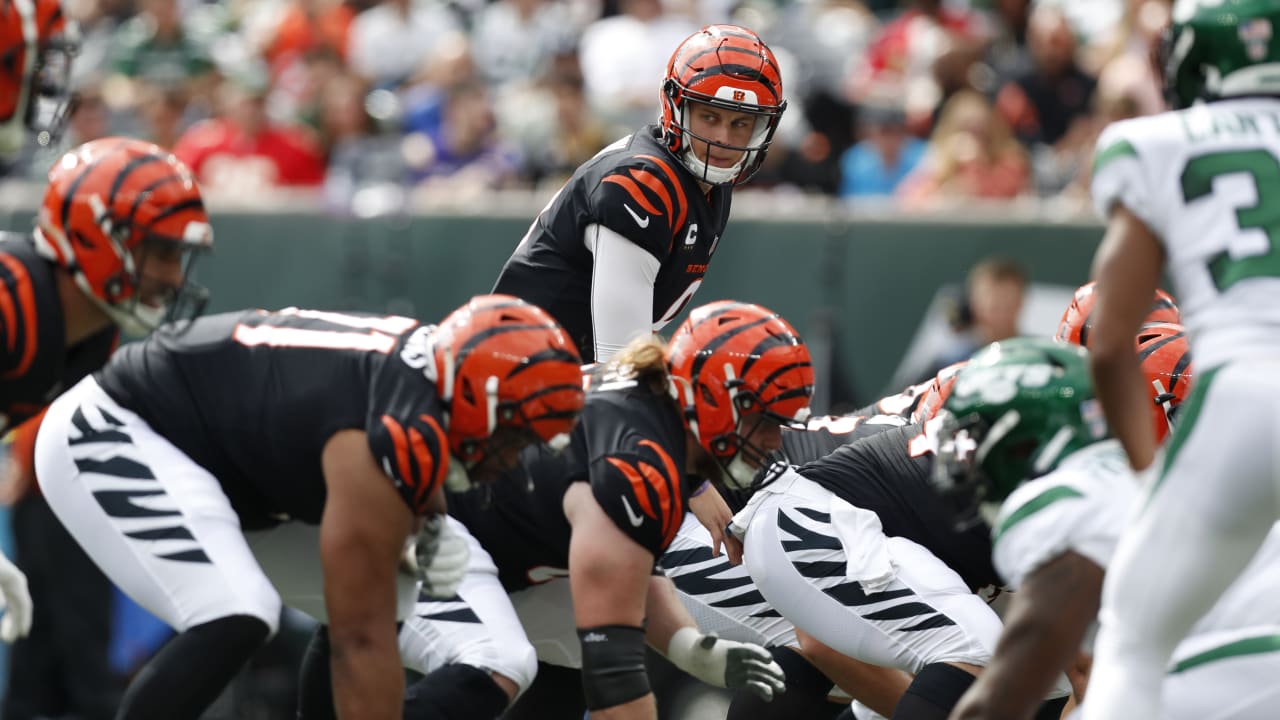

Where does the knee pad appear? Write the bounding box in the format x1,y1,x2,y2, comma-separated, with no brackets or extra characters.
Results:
577,625,649,710
892,663,977,720
403,663,510,720
772,645,835,696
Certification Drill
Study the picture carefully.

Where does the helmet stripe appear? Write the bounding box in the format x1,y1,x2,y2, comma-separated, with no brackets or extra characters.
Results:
143,197,206,231
507,348,582,378
684,65,781,101
59,138,133,231
1169,349,1193,392
741,332,801,376
758,360,813,391
107,152,167,214
455,321,557,362
1137,330,1186,361
680,46,780,77
124,174,187,229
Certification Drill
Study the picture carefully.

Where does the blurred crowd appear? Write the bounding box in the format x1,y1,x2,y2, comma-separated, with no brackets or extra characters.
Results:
0,0,1174,214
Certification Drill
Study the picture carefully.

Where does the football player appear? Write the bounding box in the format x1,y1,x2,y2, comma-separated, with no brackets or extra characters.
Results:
1082,3,1280,716
934,338,1280,720
727,374,1076,718
391,301,807,720
0,135,211,719
493,25,787,363
32,296,584,720
0,0,78,656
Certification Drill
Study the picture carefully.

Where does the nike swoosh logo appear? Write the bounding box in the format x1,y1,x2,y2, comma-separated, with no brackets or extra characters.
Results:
621,496,646,527
623,204,650,229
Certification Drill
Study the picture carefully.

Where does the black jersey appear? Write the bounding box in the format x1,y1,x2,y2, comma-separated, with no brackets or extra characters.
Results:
492,125,732,361
0,233,117,432
781,413,910,465
95,308,449,528
797,424,1000,591
449,365,694,592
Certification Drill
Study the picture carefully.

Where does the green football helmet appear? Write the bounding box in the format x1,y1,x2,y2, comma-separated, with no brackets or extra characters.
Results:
1164,0,1280,110
931,337,1109,528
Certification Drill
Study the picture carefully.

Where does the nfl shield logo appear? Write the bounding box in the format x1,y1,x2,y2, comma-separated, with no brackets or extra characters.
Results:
1240,18,1274,61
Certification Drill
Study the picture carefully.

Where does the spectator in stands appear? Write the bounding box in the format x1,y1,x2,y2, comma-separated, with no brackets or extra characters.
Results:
347,0,462,89
407,79,522,199
136,86,189,151
109,0,216,105
845,0,986,135
578,0,696,138
173,65,326,193
243,0,357,76
472,0,576,95
839,98,925,198
898,89,1029,205
922,256,1029,380
994,3,1095,149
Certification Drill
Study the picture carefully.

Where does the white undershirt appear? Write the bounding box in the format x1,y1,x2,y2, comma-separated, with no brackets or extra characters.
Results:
585,223,661,362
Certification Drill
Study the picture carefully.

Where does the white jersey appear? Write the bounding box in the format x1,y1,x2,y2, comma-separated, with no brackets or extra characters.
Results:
994,439,1280,665
1092,98,1280,370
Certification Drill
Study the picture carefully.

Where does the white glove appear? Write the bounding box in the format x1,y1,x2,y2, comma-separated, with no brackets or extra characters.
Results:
665,626,786,701
412,516,470,599
0,550,31,643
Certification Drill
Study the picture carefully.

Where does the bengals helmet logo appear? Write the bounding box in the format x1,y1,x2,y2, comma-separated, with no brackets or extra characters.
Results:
732,89,746,102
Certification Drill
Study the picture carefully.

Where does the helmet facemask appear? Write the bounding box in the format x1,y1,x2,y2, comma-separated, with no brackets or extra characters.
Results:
667,91,785,186
703,368,808,490
932,409,1052,531
27,33,77,148
83,198,211,337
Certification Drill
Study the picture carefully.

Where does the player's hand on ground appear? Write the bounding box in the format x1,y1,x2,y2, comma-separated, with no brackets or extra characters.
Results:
667,627,786,701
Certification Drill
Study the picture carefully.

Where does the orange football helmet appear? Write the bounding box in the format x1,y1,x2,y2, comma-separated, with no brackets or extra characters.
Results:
666,300,813,487
660,24,786,186
34,138,212,335
0,0,75,156
1136,321,1193,443
910,361,967,425
432,295,585,473
1055,281,1180,347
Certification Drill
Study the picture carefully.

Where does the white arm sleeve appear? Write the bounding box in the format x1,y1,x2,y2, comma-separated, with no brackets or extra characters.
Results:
586,223,661,362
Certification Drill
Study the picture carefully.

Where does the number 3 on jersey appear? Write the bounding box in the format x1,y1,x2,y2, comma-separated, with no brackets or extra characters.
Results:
1181,149,1280,291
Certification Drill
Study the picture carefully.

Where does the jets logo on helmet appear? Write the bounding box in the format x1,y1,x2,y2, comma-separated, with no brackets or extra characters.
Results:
0,0,76,156
665,300,813,489
1164,0,1280,109
429,294,585,490
932,338,1108,529
34,137,212,335
660,24,787,186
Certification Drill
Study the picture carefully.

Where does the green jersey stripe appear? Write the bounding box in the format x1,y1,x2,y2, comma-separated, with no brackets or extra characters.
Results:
1149,366,1222,507
1093,139,1139,178
1170,633,1280,674
995,486,1084,543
